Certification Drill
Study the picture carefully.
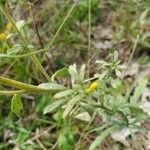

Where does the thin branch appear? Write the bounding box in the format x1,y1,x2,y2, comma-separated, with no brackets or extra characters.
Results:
28,2,55,73
127,34,140,66
28,2,44,49
122,34,140,78
47,2,76,49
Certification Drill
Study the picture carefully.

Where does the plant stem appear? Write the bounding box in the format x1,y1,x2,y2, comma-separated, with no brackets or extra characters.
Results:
28,1,54,73
87,0,92,77
127,34,140,66
0,76,50,92
0,90,27,95
28,2,44,49
0,2,51,82
47,2,76,50
19,1,76,55
121,34,140,79
0,49,46,58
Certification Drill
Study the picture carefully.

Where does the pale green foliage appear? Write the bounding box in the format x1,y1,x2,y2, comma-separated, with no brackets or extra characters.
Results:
0,0,149,149
89,126,117,150
51,67,69,81
38,83,66,91
43,51,149,149
131,79,148,103
44,99,66,115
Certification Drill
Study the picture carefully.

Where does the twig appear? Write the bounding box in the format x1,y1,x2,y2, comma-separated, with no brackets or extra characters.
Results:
121,34,140,78
28,2,44,49
2,60,16,76
127,34,140,66
50,141,58,150
87,0,92,77
36,139,47,150
24,127,54,145
28,2,54,73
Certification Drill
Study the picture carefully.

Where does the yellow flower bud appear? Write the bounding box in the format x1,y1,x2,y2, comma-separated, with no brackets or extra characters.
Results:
0,33,7,41
6,23,12,31
85,81,99,93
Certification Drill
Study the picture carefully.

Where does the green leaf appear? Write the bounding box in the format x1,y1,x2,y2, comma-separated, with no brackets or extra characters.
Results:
38,83,66,91
7,44,22,55
131,79,148,103
16,128,29,144
80,102,94,113
115,69,122,77
127,104,144,114
11,94,23,117
138,56,150,65
58,129,74,150
0,53,12,58
75,112,91,122
54,90,74,99
89,126,117,150
51,67,70,81
16,20,26,32
68,64,78,85
44,99,66,115
63,95,81,118
79,64,85,81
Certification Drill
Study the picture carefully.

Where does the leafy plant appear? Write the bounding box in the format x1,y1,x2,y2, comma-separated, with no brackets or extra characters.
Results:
43,51,149,149
0,1,149,150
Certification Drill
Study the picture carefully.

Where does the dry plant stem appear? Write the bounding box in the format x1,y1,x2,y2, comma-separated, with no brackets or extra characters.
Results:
127,34,140,66
36,139,47,150
74,112,96,150
87,0,92,77
2,60,16,76
28,2,54,73
0,76,50,92
50,141,58,150
28,2,44,49
24,127,54,146
122,34,140,78
0,2,51,82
